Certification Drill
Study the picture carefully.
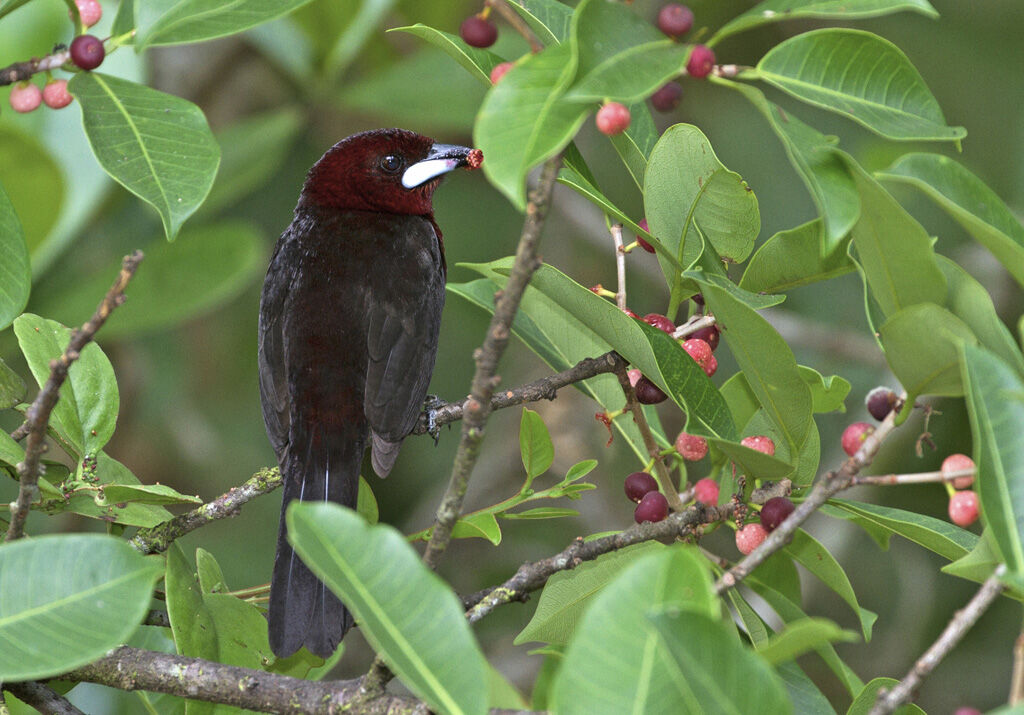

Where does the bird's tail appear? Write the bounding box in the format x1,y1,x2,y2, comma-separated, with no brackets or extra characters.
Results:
268,429,360,658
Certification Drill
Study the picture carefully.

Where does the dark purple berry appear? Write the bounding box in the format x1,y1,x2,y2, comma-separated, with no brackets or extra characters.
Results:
624,471,658,503
70,34,104,70
643,313,675,334
635,376,667,404
865,386,898,421
460,15,498,48
650,82,683,112
689,324,719,350
634,491,669,523
657,3,694,38
760,497,795,532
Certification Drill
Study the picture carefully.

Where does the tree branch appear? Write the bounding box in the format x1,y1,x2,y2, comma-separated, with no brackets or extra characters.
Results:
2,682,84,715
6,251,143,543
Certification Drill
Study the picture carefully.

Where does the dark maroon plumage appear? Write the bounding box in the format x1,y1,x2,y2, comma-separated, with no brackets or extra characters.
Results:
259,129,477,657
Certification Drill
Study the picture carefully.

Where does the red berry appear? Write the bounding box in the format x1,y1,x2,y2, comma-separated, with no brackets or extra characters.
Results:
634,491,669,523
460,15,497,48
942,453,976,489
636,236,655,253
841,422,874,457
759,497,795,531
954,708,982,715
650,82,683,112
9,82,42,113
948,490,979,527
657,3,694,37
675,431,708,461
693,478,719,505
489,61,513,84
71,0,102,27
638,218,650,232
686,44,715,79
624,471,659,503
42,79,73,109
683,338,716,376
595,102,631,136
635,376,668,404
643,313,675,334
70,34,105,70
736,523,768,555
689,324,719,350
865,386,898,421
740,435,775,456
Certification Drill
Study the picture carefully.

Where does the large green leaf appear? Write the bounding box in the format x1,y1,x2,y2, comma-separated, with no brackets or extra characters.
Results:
823,499,977,561
0,126,64,260
713,0,937,44
13,313,118,457
0,181,30,330
755,29,965,142
510,0,574,44
877,153,1024,288
136,0,317,48
878,303,977,399
550,548,717,714
609,101,658,190
288,503,488,715
69,73,220,240
0,357,27,410
474,42,586,210
960,345,1024,575
740,220,854,293
758,618,858,666
391,24,505,85
520,408,554,480
0,534,162,680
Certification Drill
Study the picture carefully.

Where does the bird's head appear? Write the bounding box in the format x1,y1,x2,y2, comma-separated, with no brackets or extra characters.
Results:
300,129,482,215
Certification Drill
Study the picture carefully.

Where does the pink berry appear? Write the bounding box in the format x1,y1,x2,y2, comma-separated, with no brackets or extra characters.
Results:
70,34,105,70
634,491,669,523
635,376,668,405
9,82,42,113
686,44,715,79
460,15,497,48
675,431,708,461
942,453,975,489
624,471,658,503
644,313,675,334
948,490,979,527
650,82,683,112
638,218,650,232
489,61,513,84
954,708,982,715
71,0,102,27
865,386,898,421
627,368,642,387
759,497,795,531
693,478,719,505
736,523,768,555
657,3,694,37
42,79,73,109
596,102,631,135
740,435,775,456
636,235,655,253
689,324,719,350
683,338,716,376
841,421,873,457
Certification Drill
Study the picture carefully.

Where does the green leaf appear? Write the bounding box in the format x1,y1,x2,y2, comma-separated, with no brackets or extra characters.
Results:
848,678,925,715
645,124,760,301
777,661,839,715
758,618,858,666
550,548,718,714
96,482,202,507
696,278,812,450
510,0,574,44
878,303,976,398
756,29,965,142
321,0,399,81
357,476,379,525
877,152,1024,288
69,73,220,240
609,101,658,190
13,313,118,457
452,512,502,545
196,547,228,593
648,610,793,714
515,543,663,647
722,80,859,250
0,181,30,330
942,530,1023,599
136,0,317,48
0,356,26,410
785,529,877,640
0,534,162,680
713,0,937,44
520,408,554,480
960,345,1024,575
800,366,851,414
0,430,24,470
824,499,977,561
391,24,505,85
503,507,580,520
843,154,947,318
564,459,597,483
288,503,488,715
0,125,64,260
711,436,796,480
740,220,854,293
474,42,586,210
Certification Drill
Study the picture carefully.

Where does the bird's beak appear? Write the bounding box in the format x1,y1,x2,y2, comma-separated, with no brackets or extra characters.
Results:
401,143,476,189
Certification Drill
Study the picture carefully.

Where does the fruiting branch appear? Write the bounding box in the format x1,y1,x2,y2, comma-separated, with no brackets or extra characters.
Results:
610,223,628,311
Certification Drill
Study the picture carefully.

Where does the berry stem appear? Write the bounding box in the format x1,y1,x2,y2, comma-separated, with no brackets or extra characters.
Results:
609,222,627,311
850,467,974,487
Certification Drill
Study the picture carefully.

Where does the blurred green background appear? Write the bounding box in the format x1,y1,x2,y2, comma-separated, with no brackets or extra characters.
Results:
2,0,1022,711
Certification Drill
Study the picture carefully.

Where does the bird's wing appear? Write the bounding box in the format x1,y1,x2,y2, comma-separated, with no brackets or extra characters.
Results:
257,236,296,460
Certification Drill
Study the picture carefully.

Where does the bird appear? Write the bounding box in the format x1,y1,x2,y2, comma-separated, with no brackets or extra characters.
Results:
258,128,482,658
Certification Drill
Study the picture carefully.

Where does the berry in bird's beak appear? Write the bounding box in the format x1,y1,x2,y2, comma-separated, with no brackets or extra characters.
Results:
401,144,483,189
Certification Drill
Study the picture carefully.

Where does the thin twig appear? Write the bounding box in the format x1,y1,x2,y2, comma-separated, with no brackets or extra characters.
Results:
851,467,973,487
2,682,84,715
610,223,627,311
6,251,143,543
1011,630,1024,705
421,153,563,569
0,49,70,86
869,565,1007,715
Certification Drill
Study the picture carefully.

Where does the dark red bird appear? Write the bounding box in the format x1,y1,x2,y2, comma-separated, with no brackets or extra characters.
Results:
258,129,480,657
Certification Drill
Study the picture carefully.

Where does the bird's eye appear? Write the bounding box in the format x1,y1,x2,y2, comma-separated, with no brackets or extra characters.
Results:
380,155,402,173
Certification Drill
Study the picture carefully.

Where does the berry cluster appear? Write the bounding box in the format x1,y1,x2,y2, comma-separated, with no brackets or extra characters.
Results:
8,24,106,115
